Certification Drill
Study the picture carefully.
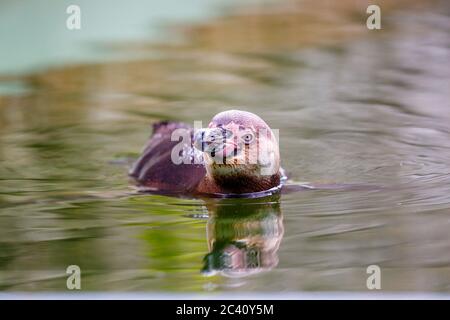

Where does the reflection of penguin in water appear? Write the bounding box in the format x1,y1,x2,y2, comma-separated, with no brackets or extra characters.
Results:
201,196,284,277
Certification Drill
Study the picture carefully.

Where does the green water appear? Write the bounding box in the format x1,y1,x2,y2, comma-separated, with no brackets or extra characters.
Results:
0,1,450,292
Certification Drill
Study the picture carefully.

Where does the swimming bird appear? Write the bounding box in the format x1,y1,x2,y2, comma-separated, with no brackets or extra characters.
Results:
129,110,283,197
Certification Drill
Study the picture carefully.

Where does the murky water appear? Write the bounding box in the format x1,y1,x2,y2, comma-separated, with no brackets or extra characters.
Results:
0,1,450,293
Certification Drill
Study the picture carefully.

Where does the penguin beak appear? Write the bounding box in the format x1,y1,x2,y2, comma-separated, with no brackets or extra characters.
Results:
194,127,239,160
193,128,209,152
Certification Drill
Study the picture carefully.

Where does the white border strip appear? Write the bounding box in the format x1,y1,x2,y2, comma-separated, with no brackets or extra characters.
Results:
0,292,449,300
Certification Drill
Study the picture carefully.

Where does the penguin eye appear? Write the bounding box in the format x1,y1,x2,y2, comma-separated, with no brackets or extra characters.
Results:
242,133,254,144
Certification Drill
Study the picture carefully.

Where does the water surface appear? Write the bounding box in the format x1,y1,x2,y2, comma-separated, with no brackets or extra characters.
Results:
0,0,449,293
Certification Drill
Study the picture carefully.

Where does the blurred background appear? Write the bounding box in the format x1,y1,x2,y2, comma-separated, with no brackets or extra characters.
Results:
0,0,449,293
